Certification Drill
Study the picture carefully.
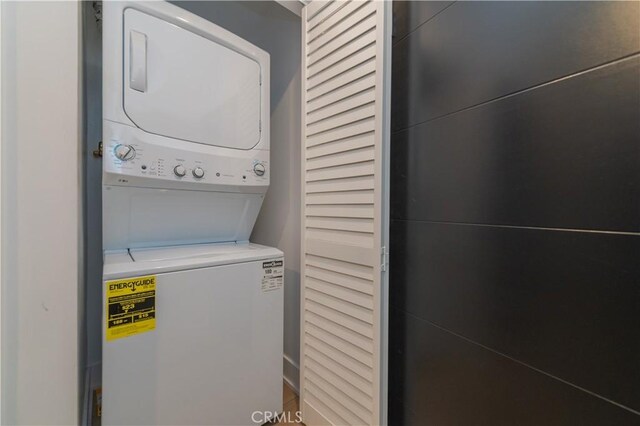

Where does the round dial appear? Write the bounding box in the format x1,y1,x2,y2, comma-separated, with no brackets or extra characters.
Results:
114,144,136,161
192,167,205,179
174,165,187,177
253,163,266,177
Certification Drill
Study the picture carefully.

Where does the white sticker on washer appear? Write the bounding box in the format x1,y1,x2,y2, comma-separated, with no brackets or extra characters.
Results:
262,260,284,292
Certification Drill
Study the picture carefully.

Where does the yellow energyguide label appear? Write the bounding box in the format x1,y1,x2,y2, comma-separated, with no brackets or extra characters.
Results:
105,275,156,341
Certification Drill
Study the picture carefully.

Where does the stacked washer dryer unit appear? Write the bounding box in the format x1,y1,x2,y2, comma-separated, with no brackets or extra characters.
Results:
101,2,283,425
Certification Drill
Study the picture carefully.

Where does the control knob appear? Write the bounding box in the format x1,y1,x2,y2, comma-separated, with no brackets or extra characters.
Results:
114,144,136,161
192,167,205,179
253,163,266,177
174,165,187,177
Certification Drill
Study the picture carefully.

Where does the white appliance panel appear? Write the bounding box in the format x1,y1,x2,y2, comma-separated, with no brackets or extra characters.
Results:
123,8,262,150
102,250,284,425
103,186,265,250
103,121,270,191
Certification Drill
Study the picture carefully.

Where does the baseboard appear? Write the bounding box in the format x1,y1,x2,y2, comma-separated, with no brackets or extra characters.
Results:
283,354,300,394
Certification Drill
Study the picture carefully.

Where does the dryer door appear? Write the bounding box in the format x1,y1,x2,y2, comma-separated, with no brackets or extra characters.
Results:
123,9,262,150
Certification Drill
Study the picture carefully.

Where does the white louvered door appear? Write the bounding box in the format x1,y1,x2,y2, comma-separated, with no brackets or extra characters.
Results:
300,1,390,425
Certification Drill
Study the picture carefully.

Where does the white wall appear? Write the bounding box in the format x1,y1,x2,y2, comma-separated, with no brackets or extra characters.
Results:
1,2,82,424
174,1,302,391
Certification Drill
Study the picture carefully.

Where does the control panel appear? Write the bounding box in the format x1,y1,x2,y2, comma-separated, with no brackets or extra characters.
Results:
103,124,269,190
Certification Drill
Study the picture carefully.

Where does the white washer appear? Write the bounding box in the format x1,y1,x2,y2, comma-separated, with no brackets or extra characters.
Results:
102,242,283,425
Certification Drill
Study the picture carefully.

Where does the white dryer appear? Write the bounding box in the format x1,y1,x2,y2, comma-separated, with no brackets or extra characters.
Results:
101,2,282,425
102,0,270,250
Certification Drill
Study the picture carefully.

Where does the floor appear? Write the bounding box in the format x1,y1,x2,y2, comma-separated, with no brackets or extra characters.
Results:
269,381,303,425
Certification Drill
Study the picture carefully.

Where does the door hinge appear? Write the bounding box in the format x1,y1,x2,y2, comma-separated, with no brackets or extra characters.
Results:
92,141,103,158
259,120,262,133
381,246,389,272
259,74,262,86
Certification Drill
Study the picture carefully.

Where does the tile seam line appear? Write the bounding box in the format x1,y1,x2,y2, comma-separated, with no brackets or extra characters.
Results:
389,219,640,237
391,1,458,47
391,51,640,135
399,309,640,417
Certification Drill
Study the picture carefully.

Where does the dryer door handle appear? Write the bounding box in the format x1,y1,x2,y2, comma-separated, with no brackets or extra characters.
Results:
129,30,147,92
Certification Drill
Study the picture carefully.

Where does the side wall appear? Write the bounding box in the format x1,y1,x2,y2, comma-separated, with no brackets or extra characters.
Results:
389,1,640,424
1,2,82,424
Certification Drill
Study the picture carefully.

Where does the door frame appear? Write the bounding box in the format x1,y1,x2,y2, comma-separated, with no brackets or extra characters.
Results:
379,2,392,423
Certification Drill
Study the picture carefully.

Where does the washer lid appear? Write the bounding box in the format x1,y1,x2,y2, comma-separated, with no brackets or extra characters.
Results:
123,8,262,150
130,242,272,262
104,242,283,280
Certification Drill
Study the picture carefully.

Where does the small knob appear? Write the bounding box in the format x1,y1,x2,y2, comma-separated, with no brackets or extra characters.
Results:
174,165,186,177
192,167,205,179
253,163,266,176
114,144,136,161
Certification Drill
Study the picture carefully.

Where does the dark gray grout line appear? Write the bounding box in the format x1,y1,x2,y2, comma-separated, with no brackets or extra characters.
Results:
392,1,458,47
390,219,640,237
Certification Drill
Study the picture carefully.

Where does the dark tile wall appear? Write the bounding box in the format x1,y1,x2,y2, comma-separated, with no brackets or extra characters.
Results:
389,1,640,424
